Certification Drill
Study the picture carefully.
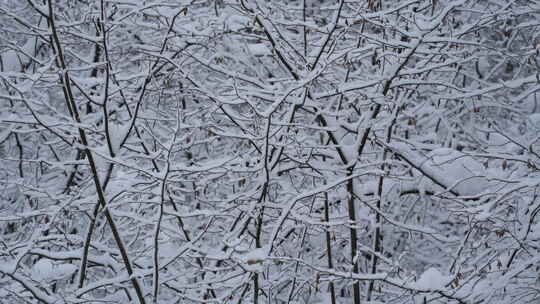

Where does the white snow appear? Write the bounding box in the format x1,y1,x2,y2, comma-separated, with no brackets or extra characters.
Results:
390,143,492,196
242,247,268,264
32,259,77,282
247,44,272,56
239,247,269,272
420,148,490,196
487,132,522,154
223,14,251,31
1,50,25,72
529,113,540,129
412,267,452,290
109,122,131,154
0,39,36,72
159,241,180,259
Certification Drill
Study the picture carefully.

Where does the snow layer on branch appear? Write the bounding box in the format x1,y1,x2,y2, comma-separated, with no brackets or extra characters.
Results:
222,14,251,31
109,122,131,154
411,267,452,290
529,113,540,129
420,148,491,196
0,39,35,72
247,44,272,56
239,247,269,272
31,259,77,282
391,143,493,196
487,132,522,154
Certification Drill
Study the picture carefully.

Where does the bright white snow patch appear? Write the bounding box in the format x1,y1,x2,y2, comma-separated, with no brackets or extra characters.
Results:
529,113,540,129
247,44,272,56
412,267,452,290
239,247,269,272
109,122,131,154
421,148,489,196
487,132,522,154
159,241,180,259
223,15,251,31
32,259,77,282
0,39,36,72
242,247,268,264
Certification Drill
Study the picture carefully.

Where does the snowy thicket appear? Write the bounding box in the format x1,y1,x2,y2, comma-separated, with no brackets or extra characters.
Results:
1,0,540,303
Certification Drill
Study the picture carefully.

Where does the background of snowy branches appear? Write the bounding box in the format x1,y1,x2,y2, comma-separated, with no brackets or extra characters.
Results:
1,0,540,303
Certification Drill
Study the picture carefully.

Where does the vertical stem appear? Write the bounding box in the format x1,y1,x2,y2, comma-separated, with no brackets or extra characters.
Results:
324,193,337,304
347,174,361,304
14,133,24,178
367,175,382,301
287,198,316,303
367,96,400,301
302,0,307,58
253,184,267,304
153,176,167,302
46,1,146,302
